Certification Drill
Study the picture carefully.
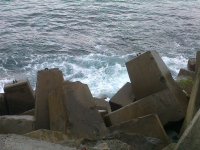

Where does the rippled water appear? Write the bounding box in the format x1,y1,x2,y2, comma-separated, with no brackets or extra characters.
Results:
0,0,200,98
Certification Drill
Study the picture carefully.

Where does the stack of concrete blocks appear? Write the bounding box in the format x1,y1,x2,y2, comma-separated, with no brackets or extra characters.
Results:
34,68,64,130
48,80,109,140
0,78,35,134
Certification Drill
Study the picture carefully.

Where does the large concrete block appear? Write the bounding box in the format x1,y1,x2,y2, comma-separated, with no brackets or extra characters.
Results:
93,97,111,113
187,58,196,72
180,68,200,135
177,68,195,79
104,88,185,127
4,78,35,115
0,115,34,135
108,114,170,145
24,129,71,143
34,68,64,130
0,93,8,115
109,82,135,111
48,80,109,140
126,51,188,115
175,109,200,150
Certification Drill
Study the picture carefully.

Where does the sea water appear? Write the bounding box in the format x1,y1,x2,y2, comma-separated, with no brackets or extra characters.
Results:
0,0,200,98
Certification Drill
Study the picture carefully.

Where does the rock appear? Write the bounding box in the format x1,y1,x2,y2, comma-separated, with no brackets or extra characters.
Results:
0,93,8,115
109,82,135,111
104,88,186,127
162,143,176,150
34,68,64,130
20,109,35,116
48,80,109,140
24,129,71,143
177,68,195,79
0,115,34,135
187,58,196,72
4,78,35,115
175,109,200,150
103,131,166,150
0,134,77,150
125,51,188,115
108,114,170,145
93,97,111,113
180,68,200,135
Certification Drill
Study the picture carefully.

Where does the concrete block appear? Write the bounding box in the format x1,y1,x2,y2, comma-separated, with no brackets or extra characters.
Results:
104,88,185,127
162,143,176,150
20,109,35,116
98,110,108,120
108,114,170,145
177,68,195,79
48,80,109,140
24,129,71,143
175,109,200,150
93,97,111,113
34,68,64,130
0,93,8,115
0,115,34,135
195,51,200,75
4,78,35,115
187,58,196,72
180,68,200,135
109,82,135,111
125,51,188,115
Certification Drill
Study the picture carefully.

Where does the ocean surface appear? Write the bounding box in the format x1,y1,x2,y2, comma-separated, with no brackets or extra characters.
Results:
0,0,200,98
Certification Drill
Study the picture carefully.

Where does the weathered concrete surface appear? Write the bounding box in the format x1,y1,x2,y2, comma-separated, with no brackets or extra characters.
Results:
104,131,166,150
187,58,196,72
34,68,64,130
125,51,188,115
104,88,185,127
180,68,200,135
195,51,200,76
175,109,200,150
0,93,8,115
4,78,35,115
24,129,71,143
48,81,109,140
109,82,135,111
177,68,195,79
0,115,34,135
93,97,111,113
162,143,176,150
108,114,170,145
20,109,35,116
98,110,108,120
0,134,76,150
176,75,194,97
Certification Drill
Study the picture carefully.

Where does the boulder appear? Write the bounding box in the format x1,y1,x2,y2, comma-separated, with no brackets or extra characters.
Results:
109,82,135,111
0,115,34,135
0,93,8,115
175,109,200,150
24,129,71,143
187,58,196,72
125,51,188,114
103,131,166,150
48,80,109,140
104,88,185,127
0,134,76,150
34,68,64,130
93,97,111,113
180,68,200,135
20,109,35,116
4,78,35,115
108,114,170,145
